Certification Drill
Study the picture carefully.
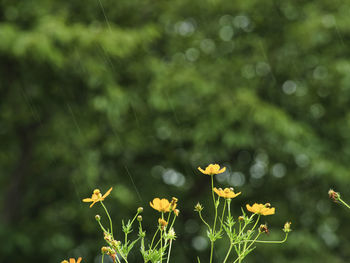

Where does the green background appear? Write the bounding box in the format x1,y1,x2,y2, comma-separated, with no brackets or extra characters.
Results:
1,0,350,262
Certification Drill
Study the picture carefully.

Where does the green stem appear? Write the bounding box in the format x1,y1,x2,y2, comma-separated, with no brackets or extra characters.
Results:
223,243,233,263
97,220,108,233
211,176,218,232
169,214,177,230
246,233,289,243
150,228,159,249
166,239,173,263
198,211,211,230
219,199,227,231
100,201,113,238
250,214,260,232
210,175,218,263
209,241,214,263
234,232,261,263
160,229,163,263
339,197,350,209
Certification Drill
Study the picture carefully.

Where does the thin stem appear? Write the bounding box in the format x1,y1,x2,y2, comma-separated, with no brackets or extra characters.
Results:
97,220,108,233
250,215,260,232
160,229,163,263
209,241,214,263
236,214,257,263
211,176,218,232
198,211,211,230
211,175,216,209
234,232,261,263
246,233,289,243
101,254,104,263
169,214,177,230
100,201,113,238
238,219,242,257
166,239,173,263
219,199,227,231
210,175,218,263
150,228,159,249
339,198,350,209
139,222,145,253
223,243,233,263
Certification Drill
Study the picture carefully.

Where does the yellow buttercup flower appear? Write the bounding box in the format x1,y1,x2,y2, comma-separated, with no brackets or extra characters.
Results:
246,203,275,216
198,164,226,175
61,258,82,263
82,187,113,208
213,187,241,199
150,198,171,212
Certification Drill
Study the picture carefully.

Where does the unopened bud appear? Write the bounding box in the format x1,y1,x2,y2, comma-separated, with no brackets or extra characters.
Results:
61,261,69,263
137,215,143,222
111,240,121,248
170,197,178,211
283,221,292,233
328,189,340,202
259,224,269,234
137,207,144,213
158,218,168,230
264,203,271,208
101,246,109,254
194,202,203,212
174,209,180,216
95,215,101,221
238,216,244,221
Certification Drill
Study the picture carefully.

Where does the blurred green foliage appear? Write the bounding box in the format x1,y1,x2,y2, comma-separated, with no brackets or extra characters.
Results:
1,0,350,262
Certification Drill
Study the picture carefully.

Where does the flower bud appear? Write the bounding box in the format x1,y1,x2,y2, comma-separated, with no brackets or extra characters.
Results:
328,189,340,202
194,202,203,212
137,215,143,222
170,197,178,211
111,240,121,248
238,216,244,221
174,209,180,216
264,203,271,208
259,224,269,234
61,261,69,263
137,207,143,213
283,221,292,233
158,218,168,230
168,228,176,239
95,215,101,221
101,246,109,254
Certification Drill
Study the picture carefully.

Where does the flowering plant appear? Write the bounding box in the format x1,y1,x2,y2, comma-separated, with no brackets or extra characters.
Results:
195,164,291,263
62,163,291,263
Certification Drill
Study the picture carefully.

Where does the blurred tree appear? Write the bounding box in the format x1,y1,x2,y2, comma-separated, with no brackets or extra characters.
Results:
1,0,350,262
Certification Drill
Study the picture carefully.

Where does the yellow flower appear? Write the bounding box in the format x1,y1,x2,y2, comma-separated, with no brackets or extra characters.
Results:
213,187,241,199
150,198,171,212
61,258,82,263
82,187,113,208
198,164,226,175
246,203,275,216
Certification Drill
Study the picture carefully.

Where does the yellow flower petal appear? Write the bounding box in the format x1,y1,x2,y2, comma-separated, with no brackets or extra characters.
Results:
246,203,275,216
150,198,171,212
214,187,241,199
198,164,226,175
102,187,113,199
